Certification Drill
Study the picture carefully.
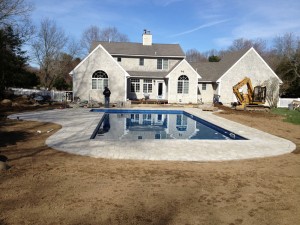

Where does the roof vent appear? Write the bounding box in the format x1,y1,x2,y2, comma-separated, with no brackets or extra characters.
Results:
142,29,152,46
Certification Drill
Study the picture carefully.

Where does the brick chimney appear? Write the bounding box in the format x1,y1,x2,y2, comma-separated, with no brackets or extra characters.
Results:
142,29,152,46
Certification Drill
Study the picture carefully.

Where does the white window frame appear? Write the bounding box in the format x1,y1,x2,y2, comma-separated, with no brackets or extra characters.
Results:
157,58,168,70
91,70,108,91
130,78,140,93
143,79,152,93
202,83,207,90
177,75,189,94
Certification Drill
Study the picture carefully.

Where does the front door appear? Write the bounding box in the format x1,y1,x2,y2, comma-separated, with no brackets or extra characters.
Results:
157,82,163,99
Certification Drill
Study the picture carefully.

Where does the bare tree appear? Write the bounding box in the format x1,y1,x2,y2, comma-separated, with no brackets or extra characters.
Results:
203,49,220,58
262,77,280,108
80,25,129,54
273,33,300,79
0,0,35,42
0,0,33,26
52,52,80,90
272,33,300,97
99,26,129,42
80,25,101,54
68,37,82,59
273,33,298,58
31,18,68,88
186,49,207,62
228,38,267,54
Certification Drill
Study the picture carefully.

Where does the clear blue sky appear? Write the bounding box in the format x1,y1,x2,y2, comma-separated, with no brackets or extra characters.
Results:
30,0,300,53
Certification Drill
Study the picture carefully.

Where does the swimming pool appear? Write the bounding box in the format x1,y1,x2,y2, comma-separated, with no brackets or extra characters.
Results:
90,109,246,140
8,108,296,161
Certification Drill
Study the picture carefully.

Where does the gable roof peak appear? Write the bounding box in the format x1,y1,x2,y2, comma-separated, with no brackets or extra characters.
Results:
190,48,253,82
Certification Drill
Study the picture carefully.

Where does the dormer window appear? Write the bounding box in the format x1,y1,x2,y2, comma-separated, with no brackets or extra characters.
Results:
157,58,168,70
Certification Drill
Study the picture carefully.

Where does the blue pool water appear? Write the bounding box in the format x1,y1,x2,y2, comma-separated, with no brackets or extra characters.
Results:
90,109,246,140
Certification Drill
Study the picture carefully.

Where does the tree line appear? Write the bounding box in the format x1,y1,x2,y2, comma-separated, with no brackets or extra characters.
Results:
0,0,129,97
1,0,299,98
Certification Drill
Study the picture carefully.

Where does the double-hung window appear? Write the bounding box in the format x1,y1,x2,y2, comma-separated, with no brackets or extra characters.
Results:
92,70,108,90
177,75,189,94
143,79,152,93
202,83,207,90
157,58,168,70
139,58,144,66
130,78,140,92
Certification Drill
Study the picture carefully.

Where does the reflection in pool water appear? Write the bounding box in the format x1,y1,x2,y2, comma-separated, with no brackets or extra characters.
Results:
92,112,246,140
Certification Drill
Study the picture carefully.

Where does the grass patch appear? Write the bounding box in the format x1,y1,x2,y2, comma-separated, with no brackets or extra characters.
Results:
271,108,300,125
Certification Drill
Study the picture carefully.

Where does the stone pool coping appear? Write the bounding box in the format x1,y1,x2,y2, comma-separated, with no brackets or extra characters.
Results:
8,107,296,162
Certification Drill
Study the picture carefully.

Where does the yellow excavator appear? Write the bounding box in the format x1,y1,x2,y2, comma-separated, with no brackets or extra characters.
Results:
232,77,270,111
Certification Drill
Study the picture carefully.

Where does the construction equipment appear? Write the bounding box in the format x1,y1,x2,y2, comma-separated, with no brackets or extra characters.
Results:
232,77,270,111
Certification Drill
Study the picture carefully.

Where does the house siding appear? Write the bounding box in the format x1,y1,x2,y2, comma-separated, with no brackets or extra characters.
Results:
114,57,182,72
218,49,280,105
168,60,199,104
72,46,126,103
198,83,216,104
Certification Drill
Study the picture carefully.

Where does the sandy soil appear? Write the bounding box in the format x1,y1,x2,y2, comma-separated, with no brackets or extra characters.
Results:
0,105,300,225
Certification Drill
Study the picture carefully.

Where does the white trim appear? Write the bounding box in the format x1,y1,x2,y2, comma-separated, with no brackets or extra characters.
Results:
216,47,282,83
165,59,201,79
156,80,165,99
69,44,130,78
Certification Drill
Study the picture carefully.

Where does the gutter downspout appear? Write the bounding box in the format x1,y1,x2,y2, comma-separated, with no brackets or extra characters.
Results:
217,81,221,102
124,74,128,102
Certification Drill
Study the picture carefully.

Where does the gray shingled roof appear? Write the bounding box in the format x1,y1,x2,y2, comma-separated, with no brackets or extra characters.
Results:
127,71,169,78
91,41,185,58
190,49,249,82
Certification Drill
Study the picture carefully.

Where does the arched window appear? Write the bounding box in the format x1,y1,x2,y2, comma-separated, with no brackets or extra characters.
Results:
92,70,108,90
177,75,189,94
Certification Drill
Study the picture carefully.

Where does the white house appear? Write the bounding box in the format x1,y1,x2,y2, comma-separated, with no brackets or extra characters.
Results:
70,31,282,106
70,31,200,104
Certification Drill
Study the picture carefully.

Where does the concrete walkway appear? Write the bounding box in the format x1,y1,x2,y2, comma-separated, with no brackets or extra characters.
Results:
8,108,296,162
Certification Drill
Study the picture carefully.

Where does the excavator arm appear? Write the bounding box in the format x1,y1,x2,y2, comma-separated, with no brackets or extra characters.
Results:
232,77,254,105
232,77,268,111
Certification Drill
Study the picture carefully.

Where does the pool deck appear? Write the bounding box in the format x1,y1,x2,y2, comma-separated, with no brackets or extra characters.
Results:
8,107,296,162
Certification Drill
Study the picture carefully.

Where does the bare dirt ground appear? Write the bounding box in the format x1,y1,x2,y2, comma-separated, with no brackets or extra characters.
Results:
0,104,300,225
